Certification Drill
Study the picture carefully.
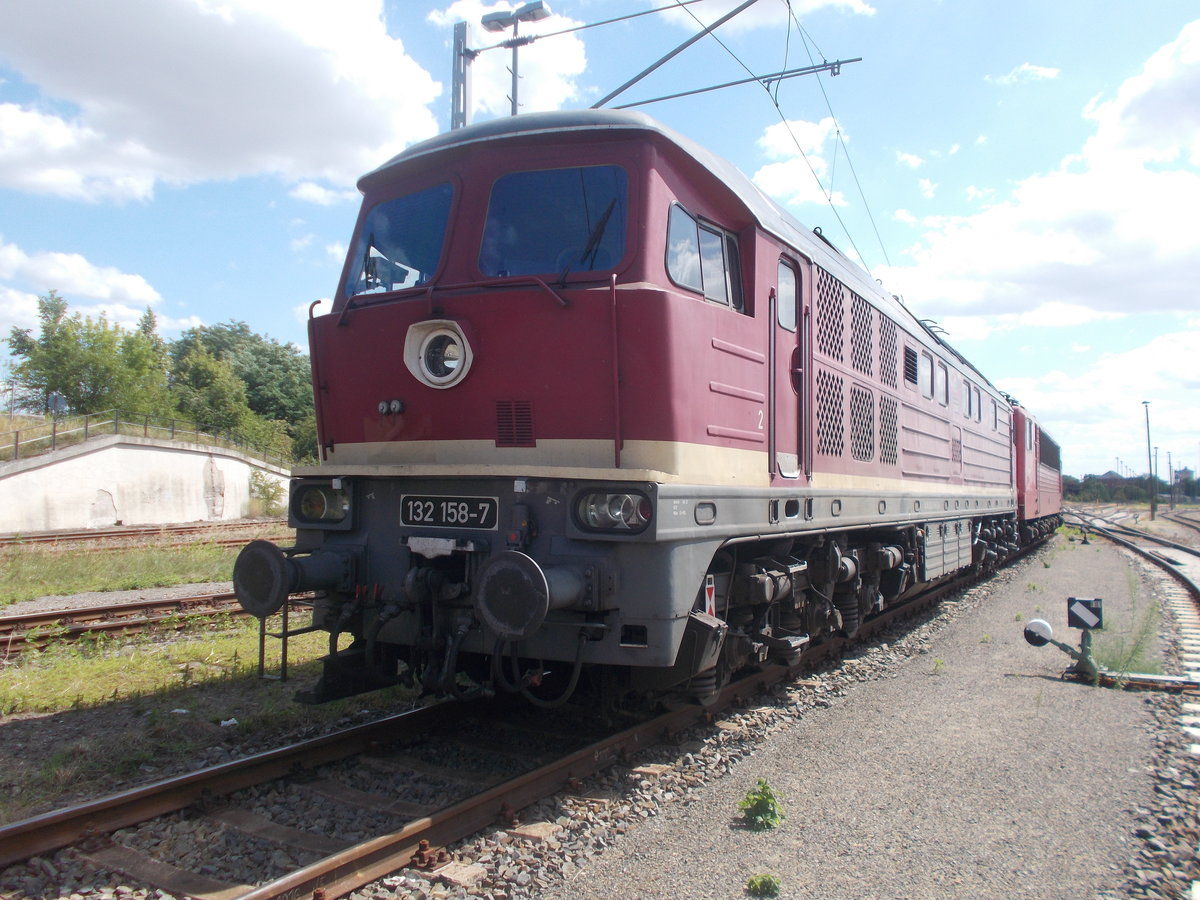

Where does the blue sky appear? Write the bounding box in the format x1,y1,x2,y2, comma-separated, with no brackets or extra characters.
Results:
0,0,1197,479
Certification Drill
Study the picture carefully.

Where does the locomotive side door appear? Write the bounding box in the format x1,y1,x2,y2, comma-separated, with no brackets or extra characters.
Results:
770,257,804,480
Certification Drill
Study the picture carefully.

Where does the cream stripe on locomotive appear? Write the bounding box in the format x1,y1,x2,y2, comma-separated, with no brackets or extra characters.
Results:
309,438,767,485
307,438,1016,501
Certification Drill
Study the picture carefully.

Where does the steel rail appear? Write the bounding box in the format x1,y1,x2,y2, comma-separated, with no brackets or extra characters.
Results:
0,700,471,869
0,544,1033,898
0,519,288,547
0,593,240,633
1066,509,1200,561
1163,511,1200,537
240,573,975,900
1063,509,1200,602
9,534,293,555
0,593,306,656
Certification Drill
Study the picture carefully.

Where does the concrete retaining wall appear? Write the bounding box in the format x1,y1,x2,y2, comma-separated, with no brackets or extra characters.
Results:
0,435,290,533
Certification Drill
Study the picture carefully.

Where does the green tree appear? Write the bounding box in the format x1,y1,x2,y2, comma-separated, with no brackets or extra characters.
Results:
171,346,253,433
171,321,313,460
170,321,312,424
6,292,173,415
170,347,292,458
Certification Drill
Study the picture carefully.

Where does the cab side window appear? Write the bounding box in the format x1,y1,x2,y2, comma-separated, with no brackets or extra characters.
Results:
666,204,744,312
777,260,798,331
919,352,934,400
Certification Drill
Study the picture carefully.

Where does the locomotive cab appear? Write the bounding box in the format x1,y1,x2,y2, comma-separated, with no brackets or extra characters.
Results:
235,109,1052,709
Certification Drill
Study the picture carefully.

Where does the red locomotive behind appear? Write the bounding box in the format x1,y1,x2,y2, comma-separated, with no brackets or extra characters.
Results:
234,109,1062,708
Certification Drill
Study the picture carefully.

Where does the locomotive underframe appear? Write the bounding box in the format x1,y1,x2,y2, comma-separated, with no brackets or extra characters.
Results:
236,472,1055,707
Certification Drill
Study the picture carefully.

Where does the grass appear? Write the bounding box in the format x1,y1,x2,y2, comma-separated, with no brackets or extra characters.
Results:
0,541,239,606
0,619,417,823
0,529,421,823
1091,595,1163,678
0,618,307,714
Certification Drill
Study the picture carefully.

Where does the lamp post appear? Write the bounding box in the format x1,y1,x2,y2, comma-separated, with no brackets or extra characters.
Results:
1143,401,1155,521
481,1,552,117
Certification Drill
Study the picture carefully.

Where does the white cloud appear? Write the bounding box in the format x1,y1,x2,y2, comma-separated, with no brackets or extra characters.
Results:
896,151,923,169
894,209,917,224
0,0,441,202
0,238,172,343
878,19,1200,323
751,117,847,206
0,238,160,307
325,242,348,263
290,182,361,206
0,287,40,335
918,177,936,199
995,325,1200,475
1082,19,1200,169
986,62,1061,86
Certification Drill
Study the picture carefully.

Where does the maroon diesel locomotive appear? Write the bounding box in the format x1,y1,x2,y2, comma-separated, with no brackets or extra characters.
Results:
234,109,1062,707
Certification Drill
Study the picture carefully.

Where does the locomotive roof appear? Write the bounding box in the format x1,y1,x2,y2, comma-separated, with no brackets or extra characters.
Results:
367,109,995,389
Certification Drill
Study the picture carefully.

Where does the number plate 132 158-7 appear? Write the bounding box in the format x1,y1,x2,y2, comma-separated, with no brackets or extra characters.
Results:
400,495,499,530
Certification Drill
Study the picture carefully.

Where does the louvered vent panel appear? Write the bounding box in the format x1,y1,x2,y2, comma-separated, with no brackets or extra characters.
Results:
815,369,845,457
879,316,898,389
850,294,874,377
903,347,919,385
496,400,534,447
850,385,875,462
880,395,899,466
815,268,844,361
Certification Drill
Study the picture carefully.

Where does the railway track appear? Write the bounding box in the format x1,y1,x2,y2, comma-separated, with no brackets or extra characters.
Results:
0,568,975,900
0,520,291,550
1163,509,1200,538
0,593,281,657
1062,507,1200,691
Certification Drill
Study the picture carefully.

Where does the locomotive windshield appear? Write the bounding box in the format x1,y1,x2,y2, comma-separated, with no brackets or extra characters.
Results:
346,182,453,297
479,165,627,278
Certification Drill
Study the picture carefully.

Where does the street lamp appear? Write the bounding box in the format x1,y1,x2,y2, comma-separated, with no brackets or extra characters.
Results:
1143,401,1155,521
481,1,552,117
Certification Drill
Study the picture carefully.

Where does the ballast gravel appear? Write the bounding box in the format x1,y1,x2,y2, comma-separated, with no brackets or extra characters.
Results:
366,534,1193,900
3,532,1197,899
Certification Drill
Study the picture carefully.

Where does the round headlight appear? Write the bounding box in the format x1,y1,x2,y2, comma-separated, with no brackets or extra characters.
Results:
422,332,462,380
576,491,652,533
294,485,349,523
404,320,474,389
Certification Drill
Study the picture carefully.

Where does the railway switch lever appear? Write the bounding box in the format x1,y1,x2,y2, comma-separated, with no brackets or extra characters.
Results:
1022,597,1102,680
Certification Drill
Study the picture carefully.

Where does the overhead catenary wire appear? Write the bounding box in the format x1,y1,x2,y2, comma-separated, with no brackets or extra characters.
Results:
667,0,892,273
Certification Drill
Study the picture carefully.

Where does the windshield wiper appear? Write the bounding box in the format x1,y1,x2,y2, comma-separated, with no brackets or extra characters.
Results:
557,198,617,286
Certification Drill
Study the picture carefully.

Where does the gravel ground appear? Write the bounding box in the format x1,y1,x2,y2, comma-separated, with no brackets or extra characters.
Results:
529,536,1187,900
2,530,1197,900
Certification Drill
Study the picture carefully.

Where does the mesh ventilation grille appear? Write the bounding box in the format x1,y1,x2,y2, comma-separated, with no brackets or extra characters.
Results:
880,395,898,466
850,385,875,462
850,294,874,377
816,369,845,457
815,268,844,361
879,316,898,389
496,400,534,447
